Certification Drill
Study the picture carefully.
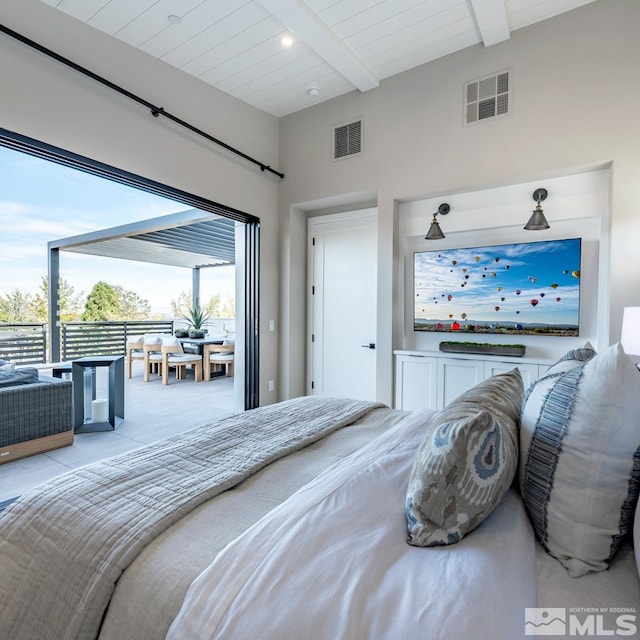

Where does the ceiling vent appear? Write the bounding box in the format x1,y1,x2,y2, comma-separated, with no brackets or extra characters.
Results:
464,70,510,125
333,119,362,160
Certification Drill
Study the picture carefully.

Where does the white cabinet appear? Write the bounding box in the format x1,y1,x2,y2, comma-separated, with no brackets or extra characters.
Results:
395,354,438,411
394,351,551,411
484,360,540,389
438,358,485,408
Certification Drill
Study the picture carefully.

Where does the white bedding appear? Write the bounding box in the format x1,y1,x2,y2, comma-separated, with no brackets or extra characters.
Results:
168,409,539,640
98,406,407,640
535,542,640,638
0,396,383,640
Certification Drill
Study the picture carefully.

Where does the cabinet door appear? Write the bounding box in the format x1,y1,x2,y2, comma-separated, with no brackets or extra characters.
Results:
395,355,438,410
484,361,541,390
437,358,485,408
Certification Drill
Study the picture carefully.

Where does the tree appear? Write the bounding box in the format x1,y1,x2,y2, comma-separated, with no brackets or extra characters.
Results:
32,276,84,322
220,296,235,318
171,291,193,317
0,289,35,322
204,293,222,317
82,281,120,321
171,291,235,319
114,286,151,320
82,281,151,321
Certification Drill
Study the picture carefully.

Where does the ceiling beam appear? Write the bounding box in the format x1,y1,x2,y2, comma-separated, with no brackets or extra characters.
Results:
469,0,511,47
254,0,379,93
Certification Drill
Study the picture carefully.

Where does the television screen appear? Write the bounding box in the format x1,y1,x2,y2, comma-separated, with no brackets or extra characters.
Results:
414,238,581,336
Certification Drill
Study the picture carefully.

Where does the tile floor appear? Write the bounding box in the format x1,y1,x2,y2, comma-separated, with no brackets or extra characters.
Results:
0,361,236,501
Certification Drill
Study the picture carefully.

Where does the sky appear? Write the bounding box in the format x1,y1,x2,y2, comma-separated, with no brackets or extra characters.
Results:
414,238,581,328
0,146,235,316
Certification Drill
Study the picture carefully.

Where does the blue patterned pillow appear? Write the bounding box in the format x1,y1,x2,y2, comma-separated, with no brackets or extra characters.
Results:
520,343,640,577
406,369,523,546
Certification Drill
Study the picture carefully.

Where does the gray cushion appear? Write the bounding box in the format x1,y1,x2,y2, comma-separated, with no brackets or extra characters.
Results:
0,367,40,388
406,368,523,546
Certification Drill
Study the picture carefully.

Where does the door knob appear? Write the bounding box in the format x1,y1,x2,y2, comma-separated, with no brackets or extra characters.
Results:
361,343,376,349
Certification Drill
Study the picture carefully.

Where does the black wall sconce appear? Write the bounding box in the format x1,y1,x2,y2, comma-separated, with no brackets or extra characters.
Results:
425,203,450,240
524,188,550,230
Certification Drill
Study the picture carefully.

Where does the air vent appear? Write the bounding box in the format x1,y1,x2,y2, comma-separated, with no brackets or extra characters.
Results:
465,71,510,125
333,119,362,159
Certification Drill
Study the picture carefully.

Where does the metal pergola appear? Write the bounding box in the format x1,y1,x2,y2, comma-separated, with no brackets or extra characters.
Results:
47,208,237,361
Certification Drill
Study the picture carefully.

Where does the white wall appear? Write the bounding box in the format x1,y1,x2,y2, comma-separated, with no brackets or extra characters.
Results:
0,0,281,404
279,0,640,404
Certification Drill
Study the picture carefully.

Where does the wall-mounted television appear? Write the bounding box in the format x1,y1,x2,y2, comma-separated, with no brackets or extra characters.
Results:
414,238,581,337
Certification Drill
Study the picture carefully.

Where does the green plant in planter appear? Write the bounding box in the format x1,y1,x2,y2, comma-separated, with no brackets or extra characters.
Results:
440,341,526,349
180,306,211,339
439,341,527,357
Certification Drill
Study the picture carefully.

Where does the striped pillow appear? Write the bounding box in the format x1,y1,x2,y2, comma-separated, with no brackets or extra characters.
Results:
406,368,523,547
635,498,640,580
520,343,640,577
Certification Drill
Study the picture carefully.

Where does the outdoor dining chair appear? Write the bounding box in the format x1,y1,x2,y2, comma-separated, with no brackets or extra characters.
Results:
125,337,144,378
203,342,235,380
161,337,203,384
142,334,166,382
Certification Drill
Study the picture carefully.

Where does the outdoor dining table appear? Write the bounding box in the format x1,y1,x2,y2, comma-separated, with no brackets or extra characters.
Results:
178,337,224,356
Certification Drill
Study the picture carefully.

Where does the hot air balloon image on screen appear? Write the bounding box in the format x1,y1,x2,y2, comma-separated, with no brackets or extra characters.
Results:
413,238,581,336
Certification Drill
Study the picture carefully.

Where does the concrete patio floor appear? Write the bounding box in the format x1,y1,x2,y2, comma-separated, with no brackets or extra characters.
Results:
0,361,236,501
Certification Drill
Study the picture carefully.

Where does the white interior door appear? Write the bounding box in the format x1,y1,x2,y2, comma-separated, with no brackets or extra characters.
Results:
308,209,377,401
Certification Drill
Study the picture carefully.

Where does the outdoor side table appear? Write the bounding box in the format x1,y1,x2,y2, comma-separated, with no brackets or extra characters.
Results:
72,355,124,433
51,363,73,379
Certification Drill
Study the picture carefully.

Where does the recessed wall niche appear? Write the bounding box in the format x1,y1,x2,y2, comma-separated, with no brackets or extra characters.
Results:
397,168,610,360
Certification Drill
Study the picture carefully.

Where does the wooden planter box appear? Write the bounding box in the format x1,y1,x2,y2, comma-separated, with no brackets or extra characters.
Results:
439,342,526,357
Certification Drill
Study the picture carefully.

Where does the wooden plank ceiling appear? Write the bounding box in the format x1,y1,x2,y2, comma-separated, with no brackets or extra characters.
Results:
39,0,597,117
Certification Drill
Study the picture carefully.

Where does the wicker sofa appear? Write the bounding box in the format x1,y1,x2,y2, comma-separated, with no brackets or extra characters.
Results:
0,367,73,464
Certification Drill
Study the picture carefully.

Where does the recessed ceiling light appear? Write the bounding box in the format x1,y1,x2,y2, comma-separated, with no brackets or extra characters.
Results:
307,87,319,97
167,15,181,25
281,35,293,47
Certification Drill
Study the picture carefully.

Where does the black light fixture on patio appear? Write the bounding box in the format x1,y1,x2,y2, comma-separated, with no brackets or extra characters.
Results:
425,203,451,240
524,188,551,230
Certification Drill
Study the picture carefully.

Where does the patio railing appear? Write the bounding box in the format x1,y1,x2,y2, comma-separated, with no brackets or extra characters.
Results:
61,321,174,361
0,321,174,365
0,323,47,365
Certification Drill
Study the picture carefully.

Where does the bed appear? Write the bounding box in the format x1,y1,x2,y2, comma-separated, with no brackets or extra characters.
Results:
1,343,639,640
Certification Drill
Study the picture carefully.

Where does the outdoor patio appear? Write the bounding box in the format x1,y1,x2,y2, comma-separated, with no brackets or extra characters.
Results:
0,360,235,502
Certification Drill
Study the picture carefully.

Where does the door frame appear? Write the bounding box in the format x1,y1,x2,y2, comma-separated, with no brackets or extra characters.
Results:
0,127,260,409
307,208,377,396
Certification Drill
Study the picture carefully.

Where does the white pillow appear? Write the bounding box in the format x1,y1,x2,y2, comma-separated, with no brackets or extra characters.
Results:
635,498,640,581
162,336,180,347
520,342,640,577
0,362,16,370
142,333,163,344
